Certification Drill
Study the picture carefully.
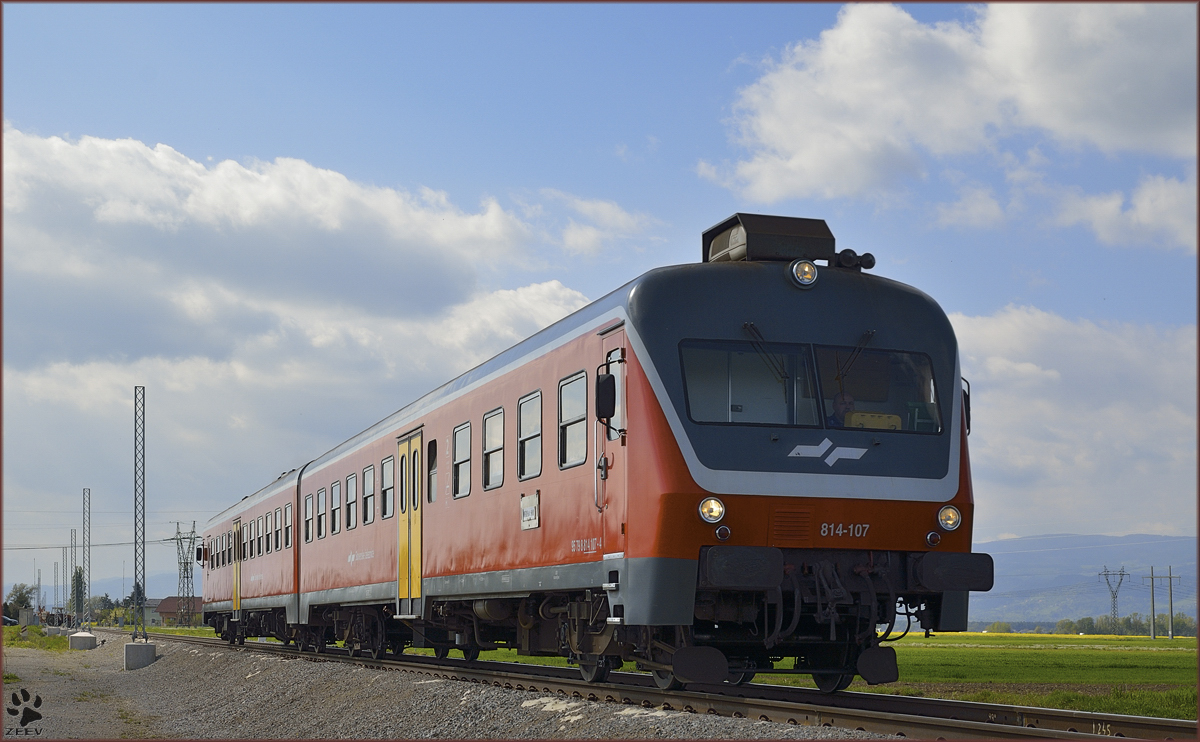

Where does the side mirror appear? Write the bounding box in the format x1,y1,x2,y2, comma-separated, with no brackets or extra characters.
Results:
195,546,207,565
595,373,616,420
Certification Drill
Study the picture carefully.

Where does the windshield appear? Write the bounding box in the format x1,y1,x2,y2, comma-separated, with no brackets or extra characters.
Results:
681,340,942,433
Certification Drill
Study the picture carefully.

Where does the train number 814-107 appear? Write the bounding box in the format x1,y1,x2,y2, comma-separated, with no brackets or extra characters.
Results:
820,522,871,537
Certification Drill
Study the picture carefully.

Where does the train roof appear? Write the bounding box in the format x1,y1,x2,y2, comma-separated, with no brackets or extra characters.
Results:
204,270,644,530
203,214,922,531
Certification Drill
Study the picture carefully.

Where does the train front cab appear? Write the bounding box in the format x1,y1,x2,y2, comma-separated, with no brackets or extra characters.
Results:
608,213,995,690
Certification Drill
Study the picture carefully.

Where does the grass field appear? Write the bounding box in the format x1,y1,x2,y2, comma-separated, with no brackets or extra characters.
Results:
10,626,1195,719
757,632,1198,720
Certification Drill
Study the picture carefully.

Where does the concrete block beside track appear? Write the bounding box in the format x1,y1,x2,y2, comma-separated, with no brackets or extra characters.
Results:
69,631,98,650
124,641,157,670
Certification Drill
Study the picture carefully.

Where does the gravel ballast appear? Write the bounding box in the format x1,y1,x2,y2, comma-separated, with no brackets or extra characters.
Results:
4,635,890,739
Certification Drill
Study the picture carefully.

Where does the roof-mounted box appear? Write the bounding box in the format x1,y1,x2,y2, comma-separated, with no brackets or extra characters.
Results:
702,213,836,263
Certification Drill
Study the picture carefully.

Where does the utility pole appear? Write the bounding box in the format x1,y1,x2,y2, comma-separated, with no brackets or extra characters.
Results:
83,488,91,628
36,569,42,613
174,521,198,627
1099,566,1128,627
1143,567,1182,639
1144,566,1156,639
53,561,59,614
133,385,147,641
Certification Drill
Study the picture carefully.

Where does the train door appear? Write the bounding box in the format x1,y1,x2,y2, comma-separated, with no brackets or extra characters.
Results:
599,332,627,556
232,519,241,613
396,430,423,617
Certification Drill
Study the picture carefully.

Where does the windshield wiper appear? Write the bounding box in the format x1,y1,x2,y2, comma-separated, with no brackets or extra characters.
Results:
833,329,876,394
742,322,789,386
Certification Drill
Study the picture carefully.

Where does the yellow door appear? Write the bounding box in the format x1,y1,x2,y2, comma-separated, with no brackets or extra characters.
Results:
232,520,241,612
397,432,423,602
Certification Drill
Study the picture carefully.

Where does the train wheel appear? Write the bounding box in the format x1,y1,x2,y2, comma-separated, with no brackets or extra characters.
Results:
727,671,756,686
461,645,480,662
578,655,610,683
434,646,450,660
651,669,683,690
812,673,853,693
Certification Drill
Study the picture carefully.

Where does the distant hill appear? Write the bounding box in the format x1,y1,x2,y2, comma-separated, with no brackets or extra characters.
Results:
969,533,1197,623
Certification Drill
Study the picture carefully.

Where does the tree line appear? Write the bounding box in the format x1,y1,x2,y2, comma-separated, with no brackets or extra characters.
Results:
4,576,147,623
984,612,1197,636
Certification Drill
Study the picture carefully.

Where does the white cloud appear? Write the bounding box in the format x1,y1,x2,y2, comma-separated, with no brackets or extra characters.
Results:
936,185,1005,228
2,127,600,591
1055,174,1198,254
542,189,656,255
950,306,1196,538
3,123,530,263
722,3,1196,202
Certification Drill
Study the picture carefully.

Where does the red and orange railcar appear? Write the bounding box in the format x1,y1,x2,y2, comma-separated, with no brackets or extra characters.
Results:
201,213,993,690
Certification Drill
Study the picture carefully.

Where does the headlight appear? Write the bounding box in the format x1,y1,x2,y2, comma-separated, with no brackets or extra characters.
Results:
938,505,962,531
698,497,725,523
789,259,818,288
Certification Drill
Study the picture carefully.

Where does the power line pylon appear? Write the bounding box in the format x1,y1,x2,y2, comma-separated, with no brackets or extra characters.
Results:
174,521,198,627
1099,566,1128,625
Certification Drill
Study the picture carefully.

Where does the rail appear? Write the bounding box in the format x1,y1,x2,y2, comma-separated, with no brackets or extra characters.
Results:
97,629,1196,740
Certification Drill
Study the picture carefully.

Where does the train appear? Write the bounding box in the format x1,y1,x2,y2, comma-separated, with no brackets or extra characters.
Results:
199,213,994,691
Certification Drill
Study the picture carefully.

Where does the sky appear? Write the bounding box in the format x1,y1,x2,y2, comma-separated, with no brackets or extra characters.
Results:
3,3,1196,605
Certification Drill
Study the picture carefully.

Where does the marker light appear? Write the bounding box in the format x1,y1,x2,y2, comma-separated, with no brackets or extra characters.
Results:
938,505,962,531
698,497,726,524
789,259,818,288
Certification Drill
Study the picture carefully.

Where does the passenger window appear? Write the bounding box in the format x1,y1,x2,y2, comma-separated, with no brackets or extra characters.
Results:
362,466,375,524
317,488,327,539
346,474,358,529
427,440,438,503
242,524,249,561
483,409,504,490
274,507,282,550
257,515,264,555
382,457,394,519
397,455,407,514
518,392,541,480
558,373,587,468
331,481,341,534
225,531,232,565
304,494,314,543
264,513,271,554
453,423,471,498
411,449,420,511
284,505,292,548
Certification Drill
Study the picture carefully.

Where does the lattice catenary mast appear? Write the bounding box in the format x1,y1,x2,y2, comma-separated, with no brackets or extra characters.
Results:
83,487,91,627
70,528,78,626
133,385,147,641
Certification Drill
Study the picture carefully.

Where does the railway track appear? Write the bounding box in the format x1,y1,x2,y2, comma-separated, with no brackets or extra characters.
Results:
101,629,1196,739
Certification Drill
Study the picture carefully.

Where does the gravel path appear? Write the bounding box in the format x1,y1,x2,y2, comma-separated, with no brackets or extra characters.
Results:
4,635,890,739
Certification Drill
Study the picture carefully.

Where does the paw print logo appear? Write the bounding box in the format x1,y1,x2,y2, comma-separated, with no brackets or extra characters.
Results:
6,689,42,727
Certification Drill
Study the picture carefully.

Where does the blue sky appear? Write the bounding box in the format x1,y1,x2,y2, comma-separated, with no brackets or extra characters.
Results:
4,3,1196,603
